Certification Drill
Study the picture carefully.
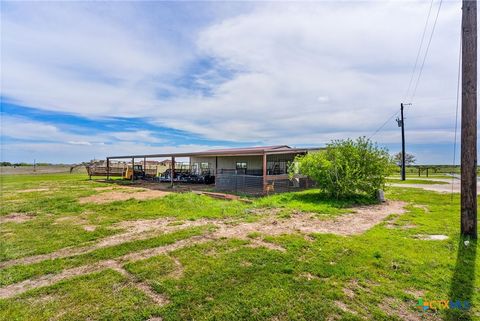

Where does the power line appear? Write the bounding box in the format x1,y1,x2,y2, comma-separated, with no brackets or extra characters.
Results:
370,0,443,142
368,110,400,139
451,22,462,198
410,0,443,102
404,0,435,101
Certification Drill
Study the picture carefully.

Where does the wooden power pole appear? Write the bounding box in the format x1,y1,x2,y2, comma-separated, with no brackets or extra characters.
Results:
461,0,477,238
400,103,406,181
397,103,408,181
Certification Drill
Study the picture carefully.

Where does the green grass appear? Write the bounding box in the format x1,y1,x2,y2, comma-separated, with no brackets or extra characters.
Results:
0,173,479,320
389,173,455,179
0,226,211,286
120,189,479,320
0,173,250,262
0,269,162,321
86,192,251,225
386,178,450,185
253,189,375,217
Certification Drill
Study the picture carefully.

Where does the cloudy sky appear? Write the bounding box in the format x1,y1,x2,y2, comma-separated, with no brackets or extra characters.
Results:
1,1,465,164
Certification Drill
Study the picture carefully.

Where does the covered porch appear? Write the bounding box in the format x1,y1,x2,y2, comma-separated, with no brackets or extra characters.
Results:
105,145,320,195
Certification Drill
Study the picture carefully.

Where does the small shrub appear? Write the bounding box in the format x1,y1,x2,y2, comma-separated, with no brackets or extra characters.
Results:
292,137,394,199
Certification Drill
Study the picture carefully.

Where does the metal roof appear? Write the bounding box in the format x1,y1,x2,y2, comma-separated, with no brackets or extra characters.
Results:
201,145,291,153
107,145,323,160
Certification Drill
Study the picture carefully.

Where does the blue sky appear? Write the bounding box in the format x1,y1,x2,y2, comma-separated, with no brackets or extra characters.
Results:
0,1,466,164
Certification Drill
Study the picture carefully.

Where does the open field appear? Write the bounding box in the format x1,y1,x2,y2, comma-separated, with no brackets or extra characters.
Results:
0,165,87,175
0,173,478,320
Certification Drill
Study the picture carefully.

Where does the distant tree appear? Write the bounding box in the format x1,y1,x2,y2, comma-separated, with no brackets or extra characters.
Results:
291,137,394,199
393,152,416,166
13,162,30,167
0,162,12,166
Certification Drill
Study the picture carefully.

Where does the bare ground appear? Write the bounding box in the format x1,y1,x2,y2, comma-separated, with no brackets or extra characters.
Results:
380,297,439,321
78,190,171,204
0,201,405,269
390,179,480,193
0,217,208,268
17,188,51,193
0,201,407,299
0,213,36,224
108,260,169,305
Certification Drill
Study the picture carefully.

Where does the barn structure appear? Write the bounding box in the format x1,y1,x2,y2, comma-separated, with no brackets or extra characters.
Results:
106,145,321,194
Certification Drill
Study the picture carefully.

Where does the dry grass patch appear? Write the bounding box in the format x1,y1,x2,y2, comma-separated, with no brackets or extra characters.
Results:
380,297,440,321
0,212,36,224
78,190,171,204
17,188,50,193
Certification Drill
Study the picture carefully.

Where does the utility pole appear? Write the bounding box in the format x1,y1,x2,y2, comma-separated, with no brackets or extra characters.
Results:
461,0,477,238
397,103,407,181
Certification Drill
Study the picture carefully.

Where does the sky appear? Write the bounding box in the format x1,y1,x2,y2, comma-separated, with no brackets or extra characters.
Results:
0,1,467,164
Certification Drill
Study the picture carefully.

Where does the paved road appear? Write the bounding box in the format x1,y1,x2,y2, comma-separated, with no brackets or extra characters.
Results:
389,177,480,193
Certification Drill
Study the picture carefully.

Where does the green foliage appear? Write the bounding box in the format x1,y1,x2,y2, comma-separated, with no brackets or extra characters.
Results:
393,152,416,166
0,162,33,166
293,137,394,199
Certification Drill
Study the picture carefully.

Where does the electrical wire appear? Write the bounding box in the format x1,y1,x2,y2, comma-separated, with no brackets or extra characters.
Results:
368,110,400,139
451,24,462,199
410,0,444,102
370,0,443,142
404,0,435,101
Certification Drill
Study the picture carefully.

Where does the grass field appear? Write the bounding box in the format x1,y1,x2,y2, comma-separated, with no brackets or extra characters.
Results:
386,178,450,185
0,173,478,321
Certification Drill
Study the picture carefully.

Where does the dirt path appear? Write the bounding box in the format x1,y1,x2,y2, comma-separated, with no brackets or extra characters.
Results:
1,201,405,269
390,179,480,193
390,183,459,193
0,201,406,299
0,234,284,299
78,189,171,204
0,213,36,224
0,218,209,269
107,260,169,306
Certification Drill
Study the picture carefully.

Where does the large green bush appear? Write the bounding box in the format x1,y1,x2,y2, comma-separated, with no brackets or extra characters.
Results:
292,137,393,199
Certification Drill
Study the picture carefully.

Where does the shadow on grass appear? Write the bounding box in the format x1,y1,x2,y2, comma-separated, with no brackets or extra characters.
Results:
445,238,477,321
95,178,215,192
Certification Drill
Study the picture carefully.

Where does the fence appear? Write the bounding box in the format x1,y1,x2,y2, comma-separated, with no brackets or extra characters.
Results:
265,177,315,193
393,165,467,177
215,173,315,195
215,174,264,195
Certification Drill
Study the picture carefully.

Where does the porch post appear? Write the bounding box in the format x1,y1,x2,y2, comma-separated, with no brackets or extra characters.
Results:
262,153,267,194
131,157,135,182
171,156,175,188
106,158,110,180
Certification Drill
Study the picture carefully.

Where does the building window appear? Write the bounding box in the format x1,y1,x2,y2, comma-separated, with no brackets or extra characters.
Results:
236,162,247,169
201,162,209,169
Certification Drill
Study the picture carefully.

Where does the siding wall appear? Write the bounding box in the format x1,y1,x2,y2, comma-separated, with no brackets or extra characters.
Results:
190,155,264,174
190,153,312,195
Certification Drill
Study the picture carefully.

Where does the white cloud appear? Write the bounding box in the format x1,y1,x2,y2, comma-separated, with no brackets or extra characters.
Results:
67,141,92,146
1,2,189,116
1,1,463,162
1,141,226,164
1,116,164,146
152,1,461,144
